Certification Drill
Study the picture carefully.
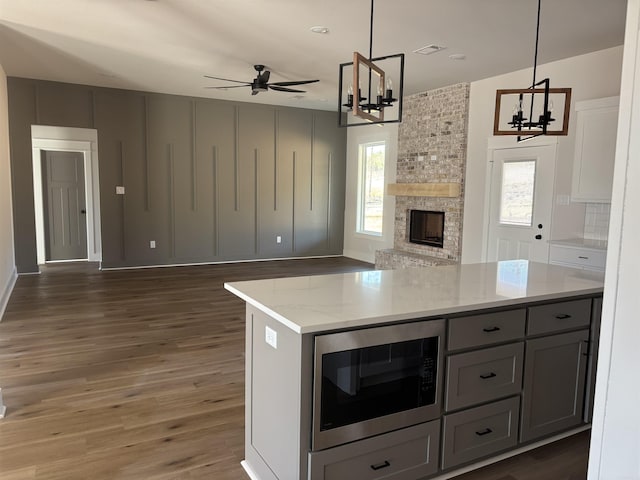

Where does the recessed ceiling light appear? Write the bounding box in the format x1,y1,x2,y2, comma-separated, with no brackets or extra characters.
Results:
448,54,466,61
413,44,447,56
310,26,330,34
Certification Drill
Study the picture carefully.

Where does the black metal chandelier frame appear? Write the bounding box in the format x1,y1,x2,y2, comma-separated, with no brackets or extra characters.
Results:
338,0,404,127
493,0,571,141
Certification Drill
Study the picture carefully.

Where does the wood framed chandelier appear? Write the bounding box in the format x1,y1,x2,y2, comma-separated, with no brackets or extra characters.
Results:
338,0,404,127
493,0,572,141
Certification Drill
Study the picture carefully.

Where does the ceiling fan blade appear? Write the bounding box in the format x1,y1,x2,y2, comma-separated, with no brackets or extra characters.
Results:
203,75,251,85
204,85,250,89
269,79,319,87
269,85,306,93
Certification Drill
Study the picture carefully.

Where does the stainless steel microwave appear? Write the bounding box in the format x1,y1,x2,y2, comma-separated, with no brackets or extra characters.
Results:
312,319,445,451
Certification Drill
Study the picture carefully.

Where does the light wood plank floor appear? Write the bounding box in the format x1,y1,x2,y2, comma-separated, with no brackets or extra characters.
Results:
0,258,590,479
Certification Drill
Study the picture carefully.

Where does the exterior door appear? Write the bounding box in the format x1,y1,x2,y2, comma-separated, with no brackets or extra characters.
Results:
42,151,88,261
487,145,555,262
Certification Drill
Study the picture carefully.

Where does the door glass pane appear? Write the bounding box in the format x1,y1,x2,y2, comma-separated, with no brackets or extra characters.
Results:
500,160,536,226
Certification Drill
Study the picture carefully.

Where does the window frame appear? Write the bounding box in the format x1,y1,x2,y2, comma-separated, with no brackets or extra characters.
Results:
356,141,386,236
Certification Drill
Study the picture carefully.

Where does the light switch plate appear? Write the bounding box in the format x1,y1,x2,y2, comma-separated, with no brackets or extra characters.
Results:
265,326,278,349
116,186,125,195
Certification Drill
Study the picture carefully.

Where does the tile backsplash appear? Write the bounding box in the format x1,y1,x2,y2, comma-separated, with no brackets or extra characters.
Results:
584,203,611,241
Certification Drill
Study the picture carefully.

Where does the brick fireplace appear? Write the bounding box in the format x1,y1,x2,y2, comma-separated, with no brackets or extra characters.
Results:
376,83,470,269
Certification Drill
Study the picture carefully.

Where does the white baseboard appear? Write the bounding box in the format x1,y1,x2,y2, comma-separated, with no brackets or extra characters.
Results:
240,460,259,480
0,388,6,419
342,249,375,264
0,267,17,322
100,254,344,271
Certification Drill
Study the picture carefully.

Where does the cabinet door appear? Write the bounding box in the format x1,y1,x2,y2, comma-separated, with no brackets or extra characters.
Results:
520,330,589,442
571,98,618,202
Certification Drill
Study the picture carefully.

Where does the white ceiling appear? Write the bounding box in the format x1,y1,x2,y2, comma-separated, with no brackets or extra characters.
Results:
0,0,628,111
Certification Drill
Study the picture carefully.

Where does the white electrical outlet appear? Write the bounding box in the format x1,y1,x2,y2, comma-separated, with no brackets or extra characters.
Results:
556,194,571,206
149,240,156,249
116,186,125,195
417,155,424,162
265,326,278,349
431,155,437,161
276,235,282,244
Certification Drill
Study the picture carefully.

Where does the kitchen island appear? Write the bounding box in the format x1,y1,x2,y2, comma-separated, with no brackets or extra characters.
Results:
225,261,604,480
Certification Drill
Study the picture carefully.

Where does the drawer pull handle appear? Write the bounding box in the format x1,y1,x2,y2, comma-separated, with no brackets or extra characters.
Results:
480,372,497,379
555,314,572,319
370,461,391,471
578,256,589,259
483,326,501,333
476,428,493,436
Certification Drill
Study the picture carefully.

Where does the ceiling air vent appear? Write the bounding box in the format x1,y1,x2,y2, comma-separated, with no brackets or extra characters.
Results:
413,44,447,56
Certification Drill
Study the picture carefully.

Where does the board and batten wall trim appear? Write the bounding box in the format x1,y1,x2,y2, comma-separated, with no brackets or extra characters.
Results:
7,78,347,271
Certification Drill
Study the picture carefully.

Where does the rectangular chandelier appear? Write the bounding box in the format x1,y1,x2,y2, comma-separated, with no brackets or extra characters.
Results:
494,80,571,140
338,52,404,127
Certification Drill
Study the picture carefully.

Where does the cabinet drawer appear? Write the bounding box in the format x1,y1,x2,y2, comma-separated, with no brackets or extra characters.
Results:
527,299,592,336
549,245,606,270
445,343,524,411
448,309,526,351
442,396,520,470
308,420,440,480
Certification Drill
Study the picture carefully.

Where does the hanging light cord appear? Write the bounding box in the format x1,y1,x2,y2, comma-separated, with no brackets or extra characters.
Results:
369,0,375,60
532,0,542,87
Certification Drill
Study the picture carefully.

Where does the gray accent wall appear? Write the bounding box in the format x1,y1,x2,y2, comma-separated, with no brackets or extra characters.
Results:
1,64,17,317
7,78,346,271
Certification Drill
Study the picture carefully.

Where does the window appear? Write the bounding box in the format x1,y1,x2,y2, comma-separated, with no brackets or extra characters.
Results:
357,142,386,235
499,160,536,226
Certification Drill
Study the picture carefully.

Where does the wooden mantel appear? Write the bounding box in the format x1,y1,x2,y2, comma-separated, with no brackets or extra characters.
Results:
386,182,461,198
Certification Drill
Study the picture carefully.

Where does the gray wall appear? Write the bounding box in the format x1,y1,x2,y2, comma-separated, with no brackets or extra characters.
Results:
1,64,16,317
7,78,346,271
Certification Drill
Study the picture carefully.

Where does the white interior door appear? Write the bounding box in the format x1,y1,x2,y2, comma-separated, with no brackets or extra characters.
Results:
487,145,556,262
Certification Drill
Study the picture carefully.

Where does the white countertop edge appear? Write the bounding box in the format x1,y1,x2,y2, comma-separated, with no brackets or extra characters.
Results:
225,282,603,335
224,283,303,334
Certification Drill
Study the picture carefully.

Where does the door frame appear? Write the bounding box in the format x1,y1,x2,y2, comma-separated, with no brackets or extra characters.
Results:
482,136,558,262
31,126,102,265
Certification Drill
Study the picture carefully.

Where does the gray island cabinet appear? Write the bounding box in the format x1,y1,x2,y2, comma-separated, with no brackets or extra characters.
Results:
225,261,604,480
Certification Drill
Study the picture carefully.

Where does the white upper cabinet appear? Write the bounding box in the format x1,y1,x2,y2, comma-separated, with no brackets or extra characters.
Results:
571,96,619,203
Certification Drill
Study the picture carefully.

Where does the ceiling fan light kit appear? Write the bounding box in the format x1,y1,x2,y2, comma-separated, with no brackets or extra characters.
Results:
338,0,404,127
493,0,571,142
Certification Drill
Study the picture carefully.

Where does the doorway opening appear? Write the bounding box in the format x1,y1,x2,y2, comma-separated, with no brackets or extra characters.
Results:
31,126,102,268
486,142,557,263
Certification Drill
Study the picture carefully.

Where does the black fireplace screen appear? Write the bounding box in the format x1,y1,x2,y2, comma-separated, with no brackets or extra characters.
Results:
409,210,444,248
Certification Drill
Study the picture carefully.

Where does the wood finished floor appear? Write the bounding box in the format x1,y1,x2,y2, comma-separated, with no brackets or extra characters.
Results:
0,258,590,479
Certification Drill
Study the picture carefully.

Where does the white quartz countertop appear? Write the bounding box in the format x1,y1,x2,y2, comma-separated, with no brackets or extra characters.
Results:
224,261,604,334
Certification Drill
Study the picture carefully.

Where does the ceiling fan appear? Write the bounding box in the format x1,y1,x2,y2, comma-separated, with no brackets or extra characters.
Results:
205,64,319,96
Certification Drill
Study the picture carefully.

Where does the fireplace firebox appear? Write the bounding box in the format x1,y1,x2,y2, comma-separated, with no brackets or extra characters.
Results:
409,210,444,248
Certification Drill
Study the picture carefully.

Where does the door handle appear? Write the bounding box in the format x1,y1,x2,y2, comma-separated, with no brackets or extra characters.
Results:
535,234,542,240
